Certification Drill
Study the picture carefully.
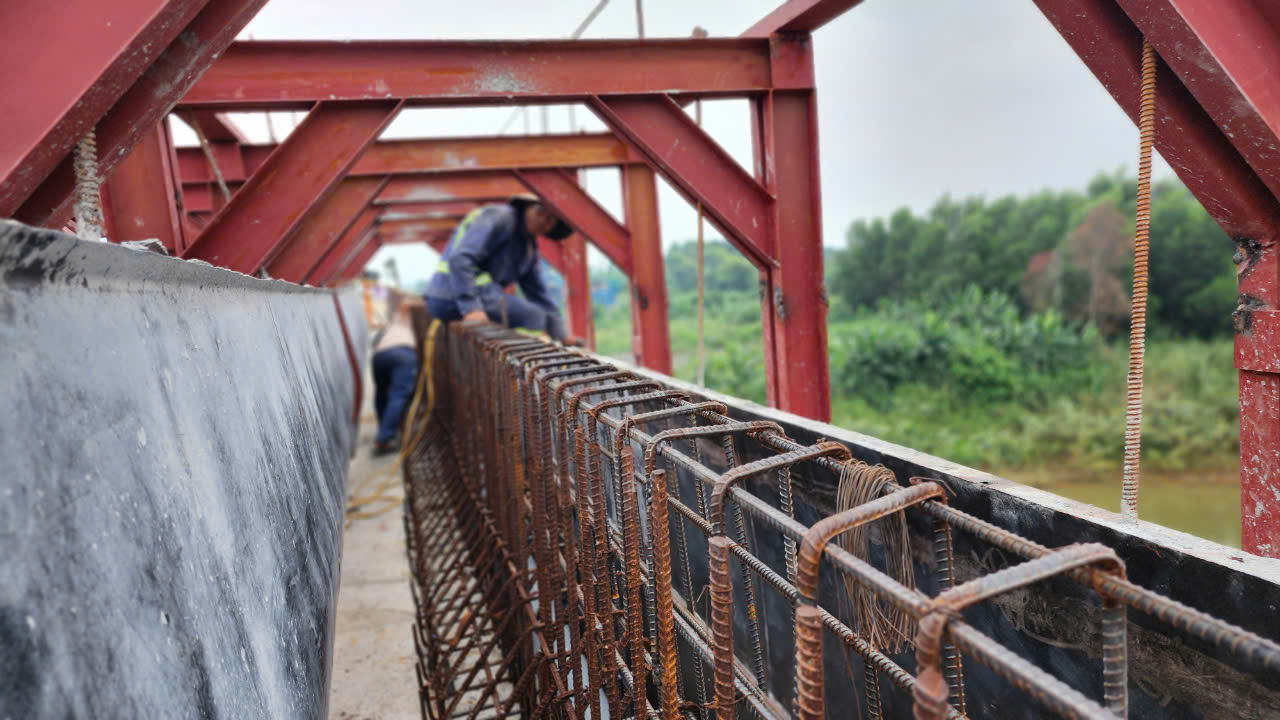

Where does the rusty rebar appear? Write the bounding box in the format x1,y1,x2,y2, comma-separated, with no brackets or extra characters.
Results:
400,325,1278,720
708,535,736,720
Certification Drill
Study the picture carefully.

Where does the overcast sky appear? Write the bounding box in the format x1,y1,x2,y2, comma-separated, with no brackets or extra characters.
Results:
179,0,1173,283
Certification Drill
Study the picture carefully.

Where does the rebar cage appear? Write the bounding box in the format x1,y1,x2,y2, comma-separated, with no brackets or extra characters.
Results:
401,325,1280,720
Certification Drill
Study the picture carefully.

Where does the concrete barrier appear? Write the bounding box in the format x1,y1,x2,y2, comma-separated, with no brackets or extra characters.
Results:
0,221,363,718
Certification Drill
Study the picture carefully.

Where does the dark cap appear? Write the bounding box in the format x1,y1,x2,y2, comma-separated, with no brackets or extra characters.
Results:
509,193,572,240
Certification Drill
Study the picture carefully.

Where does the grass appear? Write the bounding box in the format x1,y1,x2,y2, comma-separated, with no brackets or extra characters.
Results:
594,290,1239,477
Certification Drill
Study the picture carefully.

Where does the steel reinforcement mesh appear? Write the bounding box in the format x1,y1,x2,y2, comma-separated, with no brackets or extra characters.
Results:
400,325,1280,720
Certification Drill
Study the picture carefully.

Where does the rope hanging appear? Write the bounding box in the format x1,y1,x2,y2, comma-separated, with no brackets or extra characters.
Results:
1122,41,1157,519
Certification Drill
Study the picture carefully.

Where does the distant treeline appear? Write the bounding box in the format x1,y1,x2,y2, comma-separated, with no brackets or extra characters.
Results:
828,171,1237,337
592,171,1235,339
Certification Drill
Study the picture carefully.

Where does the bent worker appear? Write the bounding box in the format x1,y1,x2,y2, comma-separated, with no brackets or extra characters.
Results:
425,194,581,344
371,292,422,456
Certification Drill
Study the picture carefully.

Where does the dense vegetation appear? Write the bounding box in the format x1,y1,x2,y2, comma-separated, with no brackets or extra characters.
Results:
589,172,1240,476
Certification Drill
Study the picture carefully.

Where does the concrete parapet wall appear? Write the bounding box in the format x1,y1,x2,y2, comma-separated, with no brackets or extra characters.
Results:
0,221,363,718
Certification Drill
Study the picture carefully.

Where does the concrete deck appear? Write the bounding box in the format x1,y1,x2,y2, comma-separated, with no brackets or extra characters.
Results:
328,404,418,720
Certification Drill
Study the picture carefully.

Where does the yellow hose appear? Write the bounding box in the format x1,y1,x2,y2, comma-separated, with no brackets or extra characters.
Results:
345,319,442,526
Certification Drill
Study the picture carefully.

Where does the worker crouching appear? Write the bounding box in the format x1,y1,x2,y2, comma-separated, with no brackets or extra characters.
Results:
424,194,583,345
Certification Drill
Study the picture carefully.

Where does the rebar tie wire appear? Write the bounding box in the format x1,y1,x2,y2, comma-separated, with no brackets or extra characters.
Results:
1122,41,1157,519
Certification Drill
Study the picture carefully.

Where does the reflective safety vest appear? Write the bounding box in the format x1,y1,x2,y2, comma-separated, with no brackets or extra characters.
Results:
434,207,494,286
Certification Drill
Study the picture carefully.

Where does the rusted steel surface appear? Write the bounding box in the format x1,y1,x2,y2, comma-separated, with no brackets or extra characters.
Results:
400,325,1280,720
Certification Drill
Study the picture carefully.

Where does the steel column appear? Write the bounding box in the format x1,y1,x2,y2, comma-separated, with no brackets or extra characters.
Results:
537,235,592,346
100,122,185,252
0,0,209,216
264,176,389,283
622,164,671,374
181,100,400,274
12,0,269,227
756,43,831,421
566,233,594,347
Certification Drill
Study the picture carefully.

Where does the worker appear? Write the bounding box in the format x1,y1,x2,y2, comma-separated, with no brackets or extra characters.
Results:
371,291,422,456
424,194,582,345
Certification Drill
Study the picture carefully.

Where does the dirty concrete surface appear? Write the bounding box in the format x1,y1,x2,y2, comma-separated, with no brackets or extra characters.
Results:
328,396,418,720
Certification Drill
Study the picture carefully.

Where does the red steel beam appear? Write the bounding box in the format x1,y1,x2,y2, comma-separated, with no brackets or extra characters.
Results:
1034,0,1280,243
622,164,672,375
294,173,526,288
177,39,784,110
181,100,401,273
375,216,461,239
369,200,480,216
1114,0,1280,207
305,207,379,286
593,95,775,266
100,122,185,253
0,0,209,216
176,133,638,185
379,229,452,247
12,0,269,227
514,167,632,275
561,233,594,347
334,235,383,285
377,173,528,204
264,176,388,283
741,0,866,37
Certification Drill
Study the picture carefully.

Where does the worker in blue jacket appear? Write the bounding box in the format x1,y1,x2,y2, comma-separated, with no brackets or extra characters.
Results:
425,194,582,344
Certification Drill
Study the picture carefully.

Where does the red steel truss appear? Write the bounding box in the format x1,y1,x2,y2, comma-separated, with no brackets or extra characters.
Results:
1034,0,1280,557
9,0,1280,551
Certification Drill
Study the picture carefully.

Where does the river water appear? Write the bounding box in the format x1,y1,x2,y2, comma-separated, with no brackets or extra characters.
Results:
1005,468,1241,548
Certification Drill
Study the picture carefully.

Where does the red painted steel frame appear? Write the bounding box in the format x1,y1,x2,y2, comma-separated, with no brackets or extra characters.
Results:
176,133,638,186
377,173,529,204
514,168,631,274
307,208,381,286
545,234,594,346
301,175,525,287
11,0,269,227
622,165,672,375
178,39,778,109
100,122,185,253
1036,0,1280,555
181,100,401,273
334,236,384,285
265,177,388,283
592,95,775,266
741,0,866,37
0,0,208,216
